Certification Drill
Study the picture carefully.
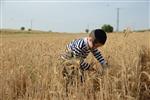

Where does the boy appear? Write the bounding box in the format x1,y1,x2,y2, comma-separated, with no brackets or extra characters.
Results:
60,29,109,94
61,28,108,71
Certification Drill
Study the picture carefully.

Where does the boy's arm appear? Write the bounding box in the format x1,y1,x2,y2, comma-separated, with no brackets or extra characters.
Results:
91,48,108,69
91,48,109,75
80,59,91,70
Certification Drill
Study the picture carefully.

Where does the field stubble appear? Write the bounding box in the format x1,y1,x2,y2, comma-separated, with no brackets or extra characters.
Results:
0,32,150,100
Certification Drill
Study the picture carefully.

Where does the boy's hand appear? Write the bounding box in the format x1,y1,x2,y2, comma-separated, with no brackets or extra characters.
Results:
102,62,109,70
97,68,104,76
97,62,109,76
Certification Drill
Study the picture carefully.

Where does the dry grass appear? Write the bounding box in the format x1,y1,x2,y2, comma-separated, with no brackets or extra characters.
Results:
0,31,150,100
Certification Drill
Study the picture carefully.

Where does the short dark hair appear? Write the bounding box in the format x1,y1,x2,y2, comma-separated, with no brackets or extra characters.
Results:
89,29,107,45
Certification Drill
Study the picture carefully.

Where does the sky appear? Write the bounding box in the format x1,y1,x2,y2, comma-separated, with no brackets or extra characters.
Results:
0,0,150,33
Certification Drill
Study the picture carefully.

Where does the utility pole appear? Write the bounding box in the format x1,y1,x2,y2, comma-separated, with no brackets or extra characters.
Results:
85,24,89,33
116,8,120,32
0,0,3,29
30,19,33,30
87,24,89,30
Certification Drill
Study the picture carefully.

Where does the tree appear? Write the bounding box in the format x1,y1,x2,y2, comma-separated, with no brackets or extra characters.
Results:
101,24,113,33
85,29,89,33
20,27,25,31
49,30,52,32
28,28,32,31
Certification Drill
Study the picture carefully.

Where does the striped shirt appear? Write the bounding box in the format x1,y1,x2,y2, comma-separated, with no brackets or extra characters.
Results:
66,37,106,70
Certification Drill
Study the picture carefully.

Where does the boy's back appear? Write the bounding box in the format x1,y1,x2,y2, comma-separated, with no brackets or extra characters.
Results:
62,29,107,71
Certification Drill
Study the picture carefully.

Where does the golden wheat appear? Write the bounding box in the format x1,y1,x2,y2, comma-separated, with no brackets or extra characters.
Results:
0,31,150,100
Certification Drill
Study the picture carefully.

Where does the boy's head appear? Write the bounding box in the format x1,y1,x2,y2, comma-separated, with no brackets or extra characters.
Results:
88,29,107,49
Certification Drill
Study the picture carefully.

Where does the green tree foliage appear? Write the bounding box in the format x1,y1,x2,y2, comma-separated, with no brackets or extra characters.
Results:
20,27,25,31
28,28,32,31
101,24,113,33
85,29,89,33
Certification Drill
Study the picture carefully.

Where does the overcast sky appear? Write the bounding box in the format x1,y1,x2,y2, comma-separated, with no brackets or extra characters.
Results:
1,0,150,32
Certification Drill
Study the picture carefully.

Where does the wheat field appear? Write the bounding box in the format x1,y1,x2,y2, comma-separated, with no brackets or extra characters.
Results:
0,30,150,100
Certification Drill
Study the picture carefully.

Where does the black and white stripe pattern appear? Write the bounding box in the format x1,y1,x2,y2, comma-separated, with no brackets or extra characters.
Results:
66,38,106,70
91,49,105,65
